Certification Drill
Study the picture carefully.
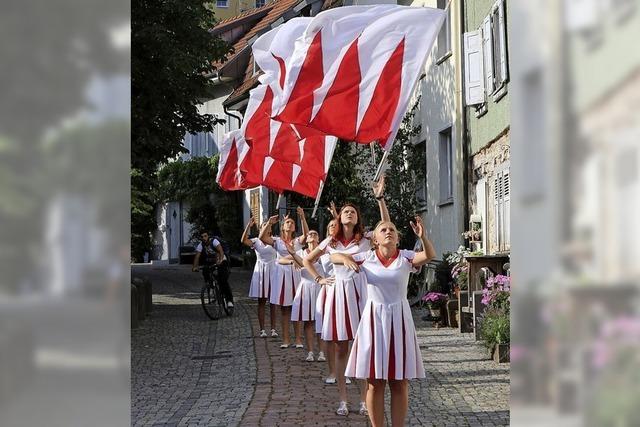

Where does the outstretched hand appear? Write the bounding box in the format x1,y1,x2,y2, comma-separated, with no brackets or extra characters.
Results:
410,215,425,238
247,217,256,228
373,174,385,199
296,206,306,219
268,215,278,225
327,201,339,219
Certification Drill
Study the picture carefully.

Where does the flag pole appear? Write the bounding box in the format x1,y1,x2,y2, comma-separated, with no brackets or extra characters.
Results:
311,136,338,219
311,180,325,219
276,193,285,219
374,149,389,182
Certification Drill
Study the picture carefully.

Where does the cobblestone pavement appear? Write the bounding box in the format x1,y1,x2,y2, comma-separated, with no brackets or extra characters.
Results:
132,264,509,426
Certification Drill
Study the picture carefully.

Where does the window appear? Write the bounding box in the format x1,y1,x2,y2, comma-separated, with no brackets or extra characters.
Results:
250,189,261,224
216,0,228,8
463,0,509,105
439,128,453,203
436,0,451,61
494,168,510,251
256,0,266,7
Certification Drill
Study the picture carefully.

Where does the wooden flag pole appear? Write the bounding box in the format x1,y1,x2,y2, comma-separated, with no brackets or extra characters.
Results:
311,137,338,219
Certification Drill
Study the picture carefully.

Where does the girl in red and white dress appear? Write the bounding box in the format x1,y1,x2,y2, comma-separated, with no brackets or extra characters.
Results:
316,219,338,382
260,207,309,348
331,216,436,427
303,177,389,417
287,230,324,362
241,218,278,338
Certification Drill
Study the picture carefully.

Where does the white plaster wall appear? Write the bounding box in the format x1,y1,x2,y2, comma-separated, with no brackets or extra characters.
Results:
411,0,464,258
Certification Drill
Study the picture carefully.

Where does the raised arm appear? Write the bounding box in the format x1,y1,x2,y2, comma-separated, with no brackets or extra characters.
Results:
329,253,360,272
302,247,334,286
409,215,436,266
296,206,309,245
283,240,304,268
240,217,255,248
327,201,339,220
259,215,278,246
373,174,390,222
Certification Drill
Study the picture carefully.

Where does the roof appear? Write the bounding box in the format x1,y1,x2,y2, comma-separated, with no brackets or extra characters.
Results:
213,0,303,72
212,5,272,35
224,56,262,108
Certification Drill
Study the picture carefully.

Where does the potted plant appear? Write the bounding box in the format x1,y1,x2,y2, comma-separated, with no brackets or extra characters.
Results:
421,292,448,318
479,274,511,362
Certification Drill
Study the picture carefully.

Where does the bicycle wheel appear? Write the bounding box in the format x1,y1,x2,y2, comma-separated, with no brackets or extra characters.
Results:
200,281,221,320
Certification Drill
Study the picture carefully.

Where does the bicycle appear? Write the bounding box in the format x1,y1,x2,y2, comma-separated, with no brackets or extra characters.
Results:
197,264,233,320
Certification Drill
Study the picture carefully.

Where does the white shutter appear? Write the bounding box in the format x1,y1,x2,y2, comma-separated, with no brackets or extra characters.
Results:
494,173,502,250
463,30,485,105
498,0,508,85
503,170,510,249
482,16,494,95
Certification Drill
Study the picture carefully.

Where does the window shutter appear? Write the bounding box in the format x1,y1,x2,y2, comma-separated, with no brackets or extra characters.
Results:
482,16,494,95
463,31,485,105
498,0,509,85
494,173,501,250
503,169,510,249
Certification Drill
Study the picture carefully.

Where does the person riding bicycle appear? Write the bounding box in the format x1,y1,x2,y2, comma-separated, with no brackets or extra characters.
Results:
192,231,234,309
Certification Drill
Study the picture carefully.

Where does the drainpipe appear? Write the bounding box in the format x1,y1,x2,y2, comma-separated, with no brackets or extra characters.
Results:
460,0,470,243
224,105,243,130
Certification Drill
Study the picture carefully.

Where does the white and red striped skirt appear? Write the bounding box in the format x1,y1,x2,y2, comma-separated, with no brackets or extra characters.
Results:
269,263,301,307
248,260,275,299
345,299,425,380
320,272,368,342
291,278,319,322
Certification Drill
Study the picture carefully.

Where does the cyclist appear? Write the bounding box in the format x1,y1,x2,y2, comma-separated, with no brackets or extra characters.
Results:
192,231,234,309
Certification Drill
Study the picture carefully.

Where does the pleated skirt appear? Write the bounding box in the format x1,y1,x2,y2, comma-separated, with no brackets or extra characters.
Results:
345,299,425,380
248,260,275,299
321,272,368,342
315,285,327,334
291,278,319,322
269,263,301,307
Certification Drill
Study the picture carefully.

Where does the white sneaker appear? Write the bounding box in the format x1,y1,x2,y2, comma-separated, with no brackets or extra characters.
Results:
336,401,349,416
295,343,304,349
271,329,279,337
324,377,336,384
305,352,315,362
259,330,267,338
317,351,326,362
345,377,352,385
227,301,234,308
359,401,368,416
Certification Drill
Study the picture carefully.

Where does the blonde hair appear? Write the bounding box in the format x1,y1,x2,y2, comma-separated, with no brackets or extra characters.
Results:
371,220,401,248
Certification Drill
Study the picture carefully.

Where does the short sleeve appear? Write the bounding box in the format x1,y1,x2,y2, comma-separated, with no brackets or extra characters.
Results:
212,238,221,248
364,230,373,239
293,239,303,251
400,249,419,272
195,243,203,253
249,237,258,248
317,236,333,251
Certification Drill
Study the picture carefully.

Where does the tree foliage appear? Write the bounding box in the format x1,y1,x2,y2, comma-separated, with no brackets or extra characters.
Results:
157,156,243,251
132,0,232,259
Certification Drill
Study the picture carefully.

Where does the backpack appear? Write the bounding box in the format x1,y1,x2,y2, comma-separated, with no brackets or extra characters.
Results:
213,236,232,265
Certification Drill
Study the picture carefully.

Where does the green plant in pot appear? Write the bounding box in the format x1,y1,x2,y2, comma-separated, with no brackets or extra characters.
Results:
421,292,448,319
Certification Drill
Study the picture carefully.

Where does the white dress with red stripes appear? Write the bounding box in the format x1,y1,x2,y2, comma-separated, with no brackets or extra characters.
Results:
291,249,323,322
248,238,277,299
315,254,334,334
269,237,302,307
345,249,425,380
318,236,370,342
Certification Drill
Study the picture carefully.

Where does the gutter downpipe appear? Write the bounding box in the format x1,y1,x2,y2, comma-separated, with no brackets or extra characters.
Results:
460,0,470,245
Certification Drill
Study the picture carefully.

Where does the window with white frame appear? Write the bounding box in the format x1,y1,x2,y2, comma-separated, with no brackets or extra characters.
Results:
439,128,453,203
494,167,510,251
437,0,451,61
463,0,509,106
216,0,228,8
256,0,266,7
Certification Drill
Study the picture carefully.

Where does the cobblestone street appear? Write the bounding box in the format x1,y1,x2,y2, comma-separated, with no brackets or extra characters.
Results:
132,264,509,426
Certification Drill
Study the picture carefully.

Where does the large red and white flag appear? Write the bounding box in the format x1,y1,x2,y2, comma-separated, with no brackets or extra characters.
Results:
272,5,445,151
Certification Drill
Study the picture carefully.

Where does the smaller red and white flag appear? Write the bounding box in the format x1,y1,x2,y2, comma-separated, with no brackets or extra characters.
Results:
215,129,250,191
